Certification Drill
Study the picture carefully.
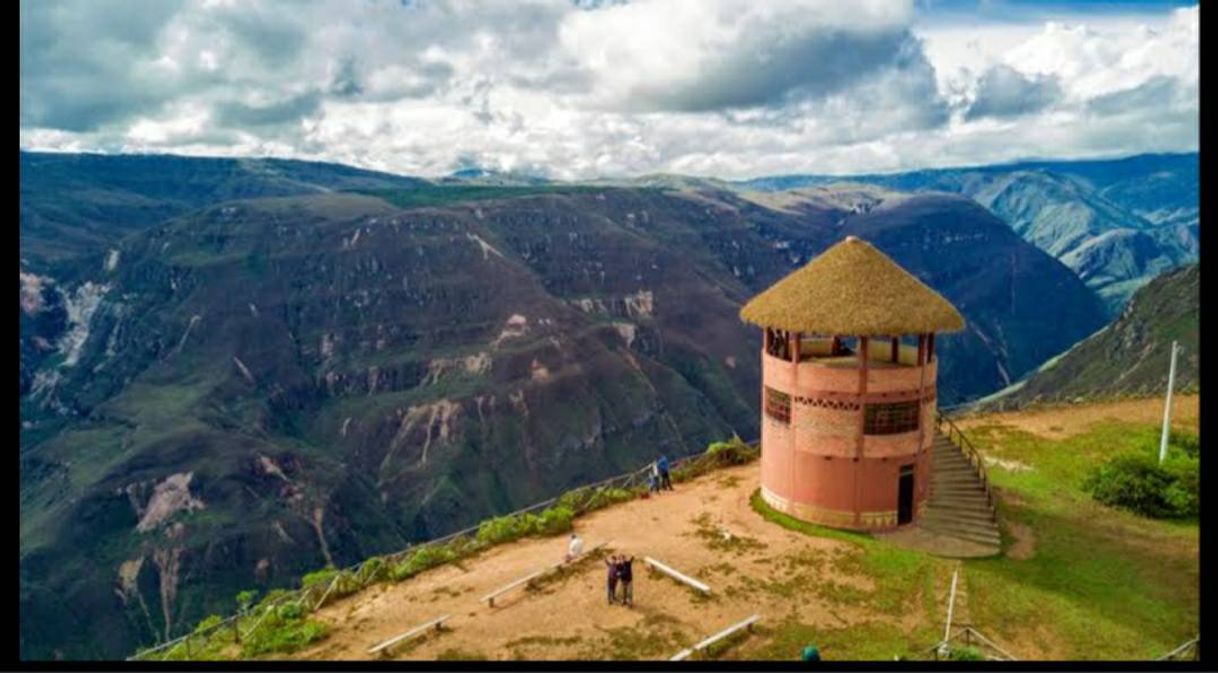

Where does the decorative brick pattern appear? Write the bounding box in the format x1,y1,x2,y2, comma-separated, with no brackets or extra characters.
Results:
793,395,861,411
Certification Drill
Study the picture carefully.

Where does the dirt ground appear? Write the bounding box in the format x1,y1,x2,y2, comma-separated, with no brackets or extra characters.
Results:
957,394,1199,440
292,463,905,661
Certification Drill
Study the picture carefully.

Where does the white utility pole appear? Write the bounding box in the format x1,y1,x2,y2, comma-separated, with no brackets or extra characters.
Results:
940,568,959,656
1158,341,1180,464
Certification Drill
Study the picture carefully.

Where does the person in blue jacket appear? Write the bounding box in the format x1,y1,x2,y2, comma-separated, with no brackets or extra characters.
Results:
657,454,673,491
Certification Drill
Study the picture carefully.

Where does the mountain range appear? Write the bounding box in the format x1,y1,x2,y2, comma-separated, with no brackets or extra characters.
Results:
19,150,1186,659
740,153,1198,315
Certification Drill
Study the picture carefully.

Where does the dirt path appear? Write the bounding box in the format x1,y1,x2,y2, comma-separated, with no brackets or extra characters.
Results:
292,463,898,661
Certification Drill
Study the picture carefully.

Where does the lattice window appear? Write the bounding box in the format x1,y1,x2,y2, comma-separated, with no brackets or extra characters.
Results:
764,386,791,424
864,400,920,435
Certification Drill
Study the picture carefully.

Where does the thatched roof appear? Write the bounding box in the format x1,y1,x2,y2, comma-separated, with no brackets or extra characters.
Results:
739,236,965,335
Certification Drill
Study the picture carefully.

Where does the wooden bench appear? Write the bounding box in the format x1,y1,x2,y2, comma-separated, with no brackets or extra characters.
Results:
481,541,608,607
367,614,450,656
670,614,760,661
644,556,710,595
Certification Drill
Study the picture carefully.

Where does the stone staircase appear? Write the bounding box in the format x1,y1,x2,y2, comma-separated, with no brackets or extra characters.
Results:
921,430,1001,553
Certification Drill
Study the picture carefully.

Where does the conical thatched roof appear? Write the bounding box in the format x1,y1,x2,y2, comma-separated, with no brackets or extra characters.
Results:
740,236,965,335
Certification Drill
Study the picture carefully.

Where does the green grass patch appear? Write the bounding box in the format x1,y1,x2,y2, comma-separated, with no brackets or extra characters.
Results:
740,617,938,661
961,418,1199,659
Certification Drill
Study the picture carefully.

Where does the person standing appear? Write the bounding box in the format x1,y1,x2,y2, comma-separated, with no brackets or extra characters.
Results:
657,454,673,491
605,554,620,604
649,462,661,494
617,555,635,607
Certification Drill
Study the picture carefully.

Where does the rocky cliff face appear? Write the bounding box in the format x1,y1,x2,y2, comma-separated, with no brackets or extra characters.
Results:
20,158,1105,660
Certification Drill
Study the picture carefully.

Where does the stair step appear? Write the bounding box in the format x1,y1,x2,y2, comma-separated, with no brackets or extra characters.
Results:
930,472,989,481
925,500,996,518
930,467,979,477
928,496,993,511
921,507,1000,525
930,491,989,501
919,521,1001,546
931,487,988,498
922,507,997,525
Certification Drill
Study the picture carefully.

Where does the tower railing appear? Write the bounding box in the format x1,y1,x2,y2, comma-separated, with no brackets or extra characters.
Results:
934,411,995,517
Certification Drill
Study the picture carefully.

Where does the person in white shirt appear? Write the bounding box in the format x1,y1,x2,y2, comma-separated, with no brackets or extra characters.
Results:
565,533,584,562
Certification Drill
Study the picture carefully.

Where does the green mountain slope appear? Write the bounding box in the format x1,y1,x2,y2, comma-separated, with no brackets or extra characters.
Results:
977,263,1198,408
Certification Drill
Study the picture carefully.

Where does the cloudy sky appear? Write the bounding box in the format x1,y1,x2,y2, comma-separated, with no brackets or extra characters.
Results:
19,0,1198,180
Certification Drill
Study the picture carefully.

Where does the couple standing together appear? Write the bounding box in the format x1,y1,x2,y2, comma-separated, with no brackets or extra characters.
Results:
605,554,635,606
648,454,673,493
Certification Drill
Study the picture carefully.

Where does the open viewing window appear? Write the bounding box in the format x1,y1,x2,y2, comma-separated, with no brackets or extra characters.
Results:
864,400,920,435
764,386,791,424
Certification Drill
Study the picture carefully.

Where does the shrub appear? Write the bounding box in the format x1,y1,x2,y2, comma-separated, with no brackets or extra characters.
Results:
235,590,257,613
1169,430,1200,458
584,487,635,512
359,556,387,584
301,566,338,589
476,515,526,546
390,542,462,581
536,504,574,535
1084,452,1199,518
193,614,224,634
706,435,753,465
948,645,985,661
242,617,328,657
277,601,304,621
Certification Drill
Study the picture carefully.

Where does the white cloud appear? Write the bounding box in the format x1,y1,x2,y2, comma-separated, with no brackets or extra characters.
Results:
19,0,1198,179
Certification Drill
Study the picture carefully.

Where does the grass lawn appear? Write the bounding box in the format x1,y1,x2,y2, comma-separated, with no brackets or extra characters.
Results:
747,399,1199,660
960,416,1199,659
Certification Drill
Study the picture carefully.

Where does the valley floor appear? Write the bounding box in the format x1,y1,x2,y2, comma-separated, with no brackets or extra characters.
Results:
276,395,1198,661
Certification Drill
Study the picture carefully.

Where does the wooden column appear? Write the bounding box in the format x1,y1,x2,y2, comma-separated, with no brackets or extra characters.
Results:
764,328,772,354
855,335,869,526
791,331,801,364
927,333,936,363
891,336,899,363
831,335,841,355
914,332,929,517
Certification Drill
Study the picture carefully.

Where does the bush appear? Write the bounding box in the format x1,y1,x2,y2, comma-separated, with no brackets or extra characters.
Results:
536,504,574,535
242,617,328,657
476,515,526,546
584,487,635,512
301,566,338,589
277,601,304,621
706,435,753,465
193,614,224,634
359,556,387,584
1169,430,1200,458
948,645,985,661
390,542,461,581
235,590,257,613
1084,451,1199,518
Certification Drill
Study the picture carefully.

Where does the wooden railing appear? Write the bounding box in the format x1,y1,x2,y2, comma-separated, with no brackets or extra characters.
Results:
129,438,759,661
935,411,995,517
1157,636,1199,661
928,625,1018,661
